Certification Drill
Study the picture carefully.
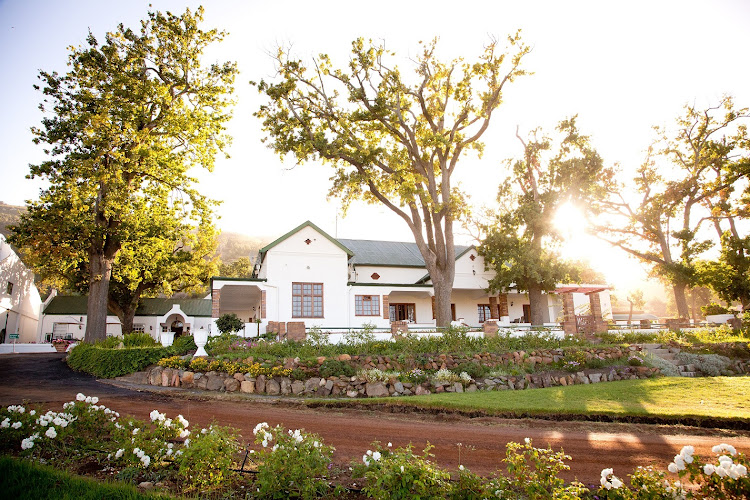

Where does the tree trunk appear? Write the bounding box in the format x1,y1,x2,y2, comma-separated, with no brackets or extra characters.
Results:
85,252,115,343
432,273,454,329
109,299,137,336
672,282,690,320
527,284,549,326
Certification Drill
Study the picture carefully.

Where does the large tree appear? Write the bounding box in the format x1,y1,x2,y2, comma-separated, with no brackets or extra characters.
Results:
11,7,236,342
479,118,614,325
253,36,529,327
594,97,749,319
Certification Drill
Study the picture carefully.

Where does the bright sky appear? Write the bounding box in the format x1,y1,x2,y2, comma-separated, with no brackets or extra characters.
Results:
1,0,749,296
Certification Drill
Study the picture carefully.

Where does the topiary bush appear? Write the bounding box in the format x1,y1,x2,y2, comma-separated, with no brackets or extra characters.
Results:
215,313,244,334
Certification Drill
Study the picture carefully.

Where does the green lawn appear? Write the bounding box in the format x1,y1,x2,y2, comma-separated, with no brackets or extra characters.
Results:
0,456,175,500
366,377,750,420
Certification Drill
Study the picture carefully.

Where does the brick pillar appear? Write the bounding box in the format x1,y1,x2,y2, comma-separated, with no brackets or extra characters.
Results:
588,292,608,334
391,320,408,337
382,295,390,319
261,290,266,319
498,294,509,317
211,289,221,318
489,296,499,319
562,293,577,335
483,319,499,337
286,322,306,341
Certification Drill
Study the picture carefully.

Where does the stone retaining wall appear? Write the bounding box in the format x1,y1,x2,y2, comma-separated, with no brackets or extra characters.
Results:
140,363,659,398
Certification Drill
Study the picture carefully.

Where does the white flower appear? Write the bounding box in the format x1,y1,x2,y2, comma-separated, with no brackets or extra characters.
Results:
45,427,57,438
600,468,614,478
712,443,737,456
735,464,748,477
459,465,465,471
313,441,320,448
704,464,715,475
115,449,124,459
668,463,679,474
253,422,269,435
272,444,278,452
141,455,151,467
372,451,381,461
133,447,141,455
177,415,189,428
21,438,34,450
524,437,531,445
387,442,392,448
179,429,190,438
184,439,190,447
84,396,92,403
149,410,160,421
400,465,404,473
132,428,139,435
11,422,22,429
0,418,9,428
29,410,36,416
611,477,623,489
362,454,369,465
90,397,98,404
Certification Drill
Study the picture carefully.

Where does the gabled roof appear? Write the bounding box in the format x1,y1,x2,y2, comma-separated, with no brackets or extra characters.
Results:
339,239,471,268
44,296,212,317
415,245,475,283
258,221,353,263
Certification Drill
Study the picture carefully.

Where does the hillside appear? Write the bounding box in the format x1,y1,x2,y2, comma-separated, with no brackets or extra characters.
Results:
0,202,25,238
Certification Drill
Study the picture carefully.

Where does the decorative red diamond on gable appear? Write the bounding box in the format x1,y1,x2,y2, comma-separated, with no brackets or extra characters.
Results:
469,254,476,261
305,239,312,245
371,273,380,280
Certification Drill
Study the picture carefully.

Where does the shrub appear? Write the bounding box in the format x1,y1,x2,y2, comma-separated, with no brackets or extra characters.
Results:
206,333,244,356
702,303,731,316
451,362,488,380
170,335,196,354
676,352,733,376
67,343,171,378
96,336,123,349
215,313,244,334
358,368,399,383
431,368,461,385
318,359,355,378
158,356,187,369
495,438,575,499
354,443,450,500
122,332,158,348
640,353,679,377
174,423,240,490
252,423,335,499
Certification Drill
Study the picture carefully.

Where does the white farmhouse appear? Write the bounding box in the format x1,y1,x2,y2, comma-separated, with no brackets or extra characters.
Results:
211,221,612,338
0,234,42,343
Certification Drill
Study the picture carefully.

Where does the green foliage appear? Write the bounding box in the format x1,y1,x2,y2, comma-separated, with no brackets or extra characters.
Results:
158,355,188,369
206,333,244,356
354,443,450,500
8,6,236,342
215,313,244,334
170,335,197,354
318,359,355,378
218,256,254,278
701,303,732,316
496,438,572,499
67,343,171,378
0,456,172,500
122,332,158,348
252,423,335,499
174,423,240,490
447,467,494,500
451,362,489,380
97,335,123,349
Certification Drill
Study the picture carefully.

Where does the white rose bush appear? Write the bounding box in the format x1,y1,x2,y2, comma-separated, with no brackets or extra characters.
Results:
1,397,749,498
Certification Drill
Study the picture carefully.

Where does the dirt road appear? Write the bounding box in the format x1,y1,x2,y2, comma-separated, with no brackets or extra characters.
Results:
1,353,748,484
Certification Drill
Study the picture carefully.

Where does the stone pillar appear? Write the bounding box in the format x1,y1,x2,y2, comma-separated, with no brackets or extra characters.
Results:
483,319,499,337
561,293,577,335
498,294,509,317
489,296,499,319
211,289,221,318
639,319,651,329
286,322,306,341
588,292,608,334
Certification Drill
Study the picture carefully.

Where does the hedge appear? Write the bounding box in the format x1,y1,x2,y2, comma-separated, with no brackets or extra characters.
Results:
67,343,172,378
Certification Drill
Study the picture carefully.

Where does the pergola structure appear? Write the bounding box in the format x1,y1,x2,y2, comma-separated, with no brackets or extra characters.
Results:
556,285,609,338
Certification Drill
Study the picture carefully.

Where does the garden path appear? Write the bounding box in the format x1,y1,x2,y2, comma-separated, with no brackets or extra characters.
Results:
1,353,749,485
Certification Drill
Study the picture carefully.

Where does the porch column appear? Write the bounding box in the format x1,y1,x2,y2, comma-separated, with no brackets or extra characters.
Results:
489,296,499,319
211,289,221,319
561,293,577,335
498,294,509,317
588,292,608,334
382,295,390,320
261,290,267,319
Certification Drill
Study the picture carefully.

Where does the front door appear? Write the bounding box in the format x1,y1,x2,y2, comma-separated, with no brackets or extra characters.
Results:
389,303,416,322
171,320,184,337
522,304,531,323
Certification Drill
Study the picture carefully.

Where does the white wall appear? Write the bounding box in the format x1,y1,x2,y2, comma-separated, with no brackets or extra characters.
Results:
0,235,42,343
264,226,349,327
352,265,427,284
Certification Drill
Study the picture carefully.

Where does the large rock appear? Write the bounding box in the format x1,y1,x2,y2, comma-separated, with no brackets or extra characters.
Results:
365,382,389,397
240,380,255,394
206,374,225,391
304,378,321,393
181,371,194,386
394,381,405,394
291,380,305,395
280,377,292,395
256,375,266,393
266,379,281,395
589,373,602,383
149,366,163,386
415,385,431,396
196,375,209,390
224,378,240,392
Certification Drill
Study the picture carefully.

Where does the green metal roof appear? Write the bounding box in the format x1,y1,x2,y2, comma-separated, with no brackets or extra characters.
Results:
339,239,471,268
258,221,353,262
44,296,212,317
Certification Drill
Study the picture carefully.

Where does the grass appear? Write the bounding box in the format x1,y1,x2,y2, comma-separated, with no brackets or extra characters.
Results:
363,377,750,420
0,456,175,500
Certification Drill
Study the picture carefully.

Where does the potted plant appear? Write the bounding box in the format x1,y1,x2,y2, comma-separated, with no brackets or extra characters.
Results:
52,338,72,353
